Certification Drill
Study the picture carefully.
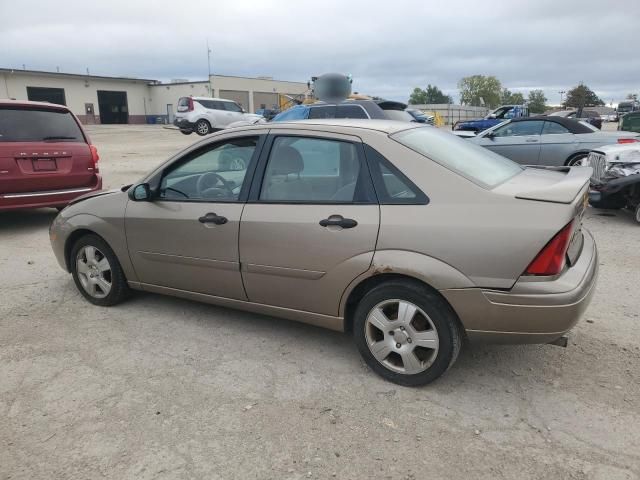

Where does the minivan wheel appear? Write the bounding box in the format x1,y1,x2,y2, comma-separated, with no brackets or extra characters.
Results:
353,280,462,386
70,234,129,306
195,120,211,136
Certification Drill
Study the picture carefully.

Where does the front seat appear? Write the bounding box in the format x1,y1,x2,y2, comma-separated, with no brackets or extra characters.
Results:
262,146,313,201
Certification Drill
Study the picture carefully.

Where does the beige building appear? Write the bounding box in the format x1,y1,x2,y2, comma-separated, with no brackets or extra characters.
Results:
0,68,308,124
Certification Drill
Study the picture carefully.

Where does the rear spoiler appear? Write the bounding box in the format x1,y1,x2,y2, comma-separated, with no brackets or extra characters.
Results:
516,166,592,204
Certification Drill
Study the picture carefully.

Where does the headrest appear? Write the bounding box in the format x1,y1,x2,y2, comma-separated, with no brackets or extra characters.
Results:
270,146,304,175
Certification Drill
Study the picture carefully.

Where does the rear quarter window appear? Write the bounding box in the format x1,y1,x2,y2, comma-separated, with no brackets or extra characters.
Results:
392,127,522,188
0,108,84,143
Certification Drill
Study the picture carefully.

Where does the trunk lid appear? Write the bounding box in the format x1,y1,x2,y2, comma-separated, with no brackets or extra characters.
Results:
493,165,592,204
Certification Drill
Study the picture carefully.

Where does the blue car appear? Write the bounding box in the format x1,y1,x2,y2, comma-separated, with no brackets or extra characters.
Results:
272,99,414,122
453,104,529,133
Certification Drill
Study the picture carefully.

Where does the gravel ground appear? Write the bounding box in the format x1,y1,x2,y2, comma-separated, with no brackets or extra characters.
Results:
1,124,639,480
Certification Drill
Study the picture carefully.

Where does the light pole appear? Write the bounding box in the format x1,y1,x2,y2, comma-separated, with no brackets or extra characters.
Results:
558,90,566,107
207,39,212,97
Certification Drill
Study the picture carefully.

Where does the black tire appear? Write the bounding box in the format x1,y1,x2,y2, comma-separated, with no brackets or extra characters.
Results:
70,234,130,306
195,119,211,136
567,153,588,166
635,203,640,224
352,279,463,387
180,129,193,135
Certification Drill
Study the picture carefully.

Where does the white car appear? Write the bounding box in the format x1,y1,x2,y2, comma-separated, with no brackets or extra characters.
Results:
174,97,263,136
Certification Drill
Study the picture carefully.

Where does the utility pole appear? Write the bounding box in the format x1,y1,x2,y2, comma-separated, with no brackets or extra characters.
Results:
207,39,212,97
558,90,566,107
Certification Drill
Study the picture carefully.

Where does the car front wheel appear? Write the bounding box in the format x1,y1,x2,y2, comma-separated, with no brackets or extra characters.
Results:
70,234,129,306
353,280,462,386
195,119,211,136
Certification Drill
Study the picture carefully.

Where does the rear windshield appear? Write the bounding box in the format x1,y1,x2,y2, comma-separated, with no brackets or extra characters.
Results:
384,110,415,122
391,127,522,188
0,107,84,143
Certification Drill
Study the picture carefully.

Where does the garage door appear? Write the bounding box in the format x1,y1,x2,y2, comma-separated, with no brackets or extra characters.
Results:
253,92,279,112
219,90,250,111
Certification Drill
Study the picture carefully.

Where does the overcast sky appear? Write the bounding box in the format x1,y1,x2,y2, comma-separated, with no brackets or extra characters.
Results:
1,0,638,105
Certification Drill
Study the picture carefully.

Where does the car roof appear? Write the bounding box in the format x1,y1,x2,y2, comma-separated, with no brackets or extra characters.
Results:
187,97,236,102
513,115,594,134
229,118,422,134
0,99,69,110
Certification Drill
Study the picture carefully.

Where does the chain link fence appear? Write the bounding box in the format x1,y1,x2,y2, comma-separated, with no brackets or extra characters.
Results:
409,104,489,126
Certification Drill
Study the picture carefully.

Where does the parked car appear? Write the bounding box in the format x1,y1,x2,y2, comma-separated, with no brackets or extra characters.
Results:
50,119,598,386
470,116,639,166
618,111,640,134
271,99,415,123
255,108,280,121
406,108,434,125
0,99,102,212
588,143,640,222
548,109,602,129
452,104,529,133
617,100,640,119
174,97,263,136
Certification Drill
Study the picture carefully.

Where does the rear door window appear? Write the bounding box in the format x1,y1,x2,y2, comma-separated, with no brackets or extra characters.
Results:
542,121,570,135
0,107,84,143
335,105,369,119
308,106,337,119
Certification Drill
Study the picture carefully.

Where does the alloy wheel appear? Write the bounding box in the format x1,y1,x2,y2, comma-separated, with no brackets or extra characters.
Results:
364,299,439,375
76,245,112,298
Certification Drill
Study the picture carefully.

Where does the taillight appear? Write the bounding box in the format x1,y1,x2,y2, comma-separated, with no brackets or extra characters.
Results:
617,138,638,144
525,221,574,276
90,144,100,172
188,97,194,111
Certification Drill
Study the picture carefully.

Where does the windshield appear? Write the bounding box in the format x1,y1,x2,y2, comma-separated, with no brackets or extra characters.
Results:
392,127,523,188
0,107,84,142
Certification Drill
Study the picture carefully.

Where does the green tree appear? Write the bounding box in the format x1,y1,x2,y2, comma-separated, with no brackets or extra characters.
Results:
564,83,604,108
409,84,452,105
408,87,427,105
527,89,547,114
458,75,502,108
500,88,525,105
626,93,638,101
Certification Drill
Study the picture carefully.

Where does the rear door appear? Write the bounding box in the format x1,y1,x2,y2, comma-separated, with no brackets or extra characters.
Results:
538,121,578,166
475,120,544,165
239,130,379,316
0,106,94,194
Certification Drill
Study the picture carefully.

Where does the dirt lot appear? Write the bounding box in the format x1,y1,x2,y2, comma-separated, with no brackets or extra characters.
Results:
1,124,639,480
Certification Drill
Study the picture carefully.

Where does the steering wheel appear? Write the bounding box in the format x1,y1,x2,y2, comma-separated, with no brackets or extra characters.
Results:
196,172,234,199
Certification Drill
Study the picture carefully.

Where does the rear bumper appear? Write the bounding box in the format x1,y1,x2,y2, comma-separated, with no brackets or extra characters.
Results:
173,118,195,130
0,175,102,211
441,229,598,344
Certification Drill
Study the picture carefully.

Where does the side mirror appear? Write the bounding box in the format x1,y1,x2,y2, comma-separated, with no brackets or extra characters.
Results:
129,183,152,201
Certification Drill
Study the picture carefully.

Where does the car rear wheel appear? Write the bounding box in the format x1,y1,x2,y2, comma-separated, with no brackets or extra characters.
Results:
567,154,588,166
180,129,193,135
353,280,462,386
635,204,640,224
195,119,211,136
70,234,129,306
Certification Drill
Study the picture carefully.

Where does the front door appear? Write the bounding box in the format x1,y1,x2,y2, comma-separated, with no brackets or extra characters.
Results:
476,119,544,165
125,134,263,299
239,132,380,316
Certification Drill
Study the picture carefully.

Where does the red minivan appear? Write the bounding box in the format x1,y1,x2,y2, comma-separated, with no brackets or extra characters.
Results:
0,100,102,211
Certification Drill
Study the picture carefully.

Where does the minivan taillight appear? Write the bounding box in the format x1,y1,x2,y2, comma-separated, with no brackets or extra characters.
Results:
525,221,574,276
90,144,100,172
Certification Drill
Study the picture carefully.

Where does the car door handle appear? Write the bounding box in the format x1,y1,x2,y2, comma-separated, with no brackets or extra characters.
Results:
525,138,539,143
319,215,358,229
198,212,228,225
